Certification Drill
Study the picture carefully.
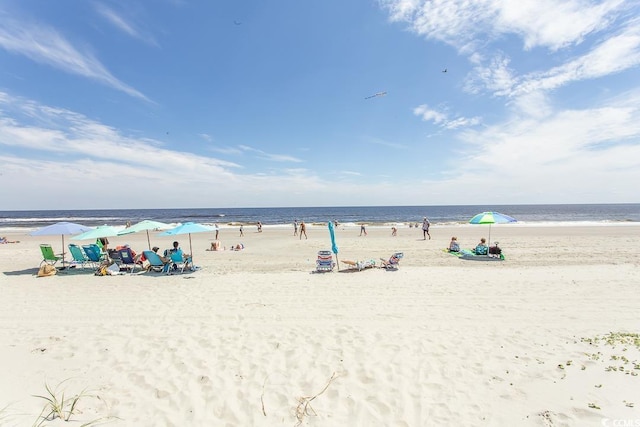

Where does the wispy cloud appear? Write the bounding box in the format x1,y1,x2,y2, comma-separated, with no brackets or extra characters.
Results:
413,105,481,129
0,15,149,101
238,145,303,162
95,3,158,46
381,0,626,52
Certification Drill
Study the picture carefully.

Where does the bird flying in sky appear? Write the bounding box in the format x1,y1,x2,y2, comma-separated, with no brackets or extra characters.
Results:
364,91,387,99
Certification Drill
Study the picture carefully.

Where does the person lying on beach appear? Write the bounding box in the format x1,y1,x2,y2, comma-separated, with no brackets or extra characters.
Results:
230,243,244,251
0,237,20,244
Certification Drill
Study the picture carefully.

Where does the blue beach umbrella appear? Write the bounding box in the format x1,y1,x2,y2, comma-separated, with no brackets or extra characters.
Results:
31,221,93,265
469,211,517,248
328,221,339,268
160,222,213,263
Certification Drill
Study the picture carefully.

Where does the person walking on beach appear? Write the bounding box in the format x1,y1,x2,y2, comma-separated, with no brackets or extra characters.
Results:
293,219,298,236
214,223,219,240
239,224,244,237
299,221,307,240
391,226,397,236
360,224,367,236
422,217,431,240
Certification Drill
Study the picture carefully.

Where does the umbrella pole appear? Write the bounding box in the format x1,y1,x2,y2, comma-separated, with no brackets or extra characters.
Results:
61,234,66,266
146,230,151,250
188,233,193,264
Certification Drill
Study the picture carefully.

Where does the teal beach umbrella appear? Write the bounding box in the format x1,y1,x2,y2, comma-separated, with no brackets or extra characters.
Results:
117,220,172,250
469,211,517,248
73,225,121,241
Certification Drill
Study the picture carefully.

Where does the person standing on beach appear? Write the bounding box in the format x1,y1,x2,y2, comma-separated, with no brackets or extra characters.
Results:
293,220,298,236
214,223,219,240
360,224,367,236
239,224,244,237
422,217,431,240
299,221,307,240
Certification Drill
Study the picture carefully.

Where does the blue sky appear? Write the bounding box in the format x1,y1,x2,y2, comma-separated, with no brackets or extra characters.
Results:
1,0,639,210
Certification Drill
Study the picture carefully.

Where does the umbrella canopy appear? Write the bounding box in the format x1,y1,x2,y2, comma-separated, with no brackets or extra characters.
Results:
73,225,121,241
117,220,172,249
469,211,517,248
30,222,93,265
159,222,213,263
328,221,339,271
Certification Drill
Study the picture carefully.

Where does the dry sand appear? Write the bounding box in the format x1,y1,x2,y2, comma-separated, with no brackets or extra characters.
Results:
1,223,639,426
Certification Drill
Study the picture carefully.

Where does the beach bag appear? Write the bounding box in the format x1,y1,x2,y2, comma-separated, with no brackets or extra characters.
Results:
95,265,108,276
37,264,57,277
489,246,501,255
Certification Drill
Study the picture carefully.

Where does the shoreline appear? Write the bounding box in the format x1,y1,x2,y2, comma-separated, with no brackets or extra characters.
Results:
2,219,640,234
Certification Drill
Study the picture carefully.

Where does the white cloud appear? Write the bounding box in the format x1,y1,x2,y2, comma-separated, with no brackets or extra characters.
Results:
95,3,159,46
0,15,149,101
0,92,326,208
511,22,640,97
413,104,480,129
238,145,303,162
381,0,626,53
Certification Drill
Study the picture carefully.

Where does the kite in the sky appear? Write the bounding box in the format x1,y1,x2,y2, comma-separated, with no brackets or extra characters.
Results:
365,91,387,100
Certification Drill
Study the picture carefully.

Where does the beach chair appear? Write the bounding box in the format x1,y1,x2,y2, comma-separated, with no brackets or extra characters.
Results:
315,250,335,272
39,244,62,267
82,244,107,264
380,252,403,270
116,247,142,274
169,250,192,273
68,244,97,269
142,250,170,273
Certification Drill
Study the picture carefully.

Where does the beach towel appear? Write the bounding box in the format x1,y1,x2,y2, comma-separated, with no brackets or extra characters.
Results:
443,248,505,261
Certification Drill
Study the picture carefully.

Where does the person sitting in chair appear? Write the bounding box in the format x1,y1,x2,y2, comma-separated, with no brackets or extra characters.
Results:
166,241,192,270
474,238,489,255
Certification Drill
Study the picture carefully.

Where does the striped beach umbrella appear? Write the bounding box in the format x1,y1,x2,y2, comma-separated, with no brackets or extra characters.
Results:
469,212,517,248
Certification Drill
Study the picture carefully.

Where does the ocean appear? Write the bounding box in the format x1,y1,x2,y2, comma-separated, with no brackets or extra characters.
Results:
1,204,639,231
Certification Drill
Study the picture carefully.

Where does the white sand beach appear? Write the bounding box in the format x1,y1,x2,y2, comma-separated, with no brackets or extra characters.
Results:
1,224,639,426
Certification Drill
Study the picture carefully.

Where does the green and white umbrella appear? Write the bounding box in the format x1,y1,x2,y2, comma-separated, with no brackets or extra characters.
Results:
469,211,517,248
117,220,172,249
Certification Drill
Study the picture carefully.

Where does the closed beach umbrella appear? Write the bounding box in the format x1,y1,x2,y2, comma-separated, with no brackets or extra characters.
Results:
117,220,171,249
469,211,517,248
160,222,213,263
328,221,339,268
30,221,93,265
73,225,121,241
